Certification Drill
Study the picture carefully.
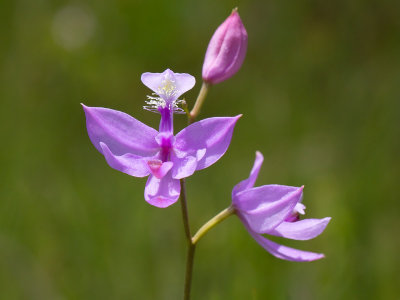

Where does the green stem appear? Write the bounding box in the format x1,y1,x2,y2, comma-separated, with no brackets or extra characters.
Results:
184,243,196,300
192,206,236,245
181,80,213,299
180,179,195,300
180,179,191,241
189,81,210,123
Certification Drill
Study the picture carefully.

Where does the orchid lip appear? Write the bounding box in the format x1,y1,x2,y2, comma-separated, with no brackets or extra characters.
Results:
141,69,195,114
157,71,179,101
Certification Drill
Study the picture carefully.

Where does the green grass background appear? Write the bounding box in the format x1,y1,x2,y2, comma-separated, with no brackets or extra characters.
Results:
0,0,399,299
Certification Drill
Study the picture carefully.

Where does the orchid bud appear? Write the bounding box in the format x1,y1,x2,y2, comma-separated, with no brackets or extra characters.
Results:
202,9,248,84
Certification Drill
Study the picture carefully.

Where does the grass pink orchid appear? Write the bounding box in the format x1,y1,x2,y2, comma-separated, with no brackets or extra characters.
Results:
232,152,331,262
83,69,240,208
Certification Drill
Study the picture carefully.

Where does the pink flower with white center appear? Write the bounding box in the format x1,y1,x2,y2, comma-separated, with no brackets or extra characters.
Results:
83,69,240,208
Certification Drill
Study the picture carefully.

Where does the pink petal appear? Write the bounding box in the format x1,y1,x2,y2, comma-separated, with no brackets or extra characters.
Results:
270,217,331,240
232,151,264,196
248,230,325,262
82,105,159,157
235,185,303,233
100,142,150,177
170,155,198,179
173,72,196,98
144,174,180,208
141,69,195,102
174,116,241,170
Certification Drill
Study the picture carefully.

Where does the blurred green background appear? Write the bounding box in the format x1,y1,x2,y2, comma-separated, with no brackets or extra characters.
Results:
1,0,399,299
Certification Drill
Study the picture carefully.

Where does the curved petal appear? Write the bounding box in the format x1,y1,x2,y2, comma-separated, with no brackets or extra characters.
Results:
171,154,198,179
141,71,167,96
247,229,325,262
173,72,196,98
141,69,195,102
270,217,331,240
144,174,181,208
100,142,150,177
234,185,303,233
83,105,159,157
232,151,264,196
174,115,241,170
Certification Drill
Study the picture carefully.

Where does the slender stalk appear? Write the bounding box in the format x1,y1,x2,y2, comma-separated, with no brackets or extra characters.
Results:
180,179,195,300
184,243,196,300
182,204,236,299
192,206,235,244
189,81,210,123
181,80,212,299
180,179,191,240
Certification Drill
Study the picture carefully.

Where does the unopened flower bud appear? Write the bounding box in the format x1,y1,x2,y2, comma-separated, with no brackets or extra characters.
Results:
202,9,248,84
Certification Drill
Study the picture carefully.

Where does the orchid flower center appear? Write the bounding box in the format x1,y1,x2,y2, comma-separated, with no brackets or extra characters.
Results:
155,132,175,162
285,203,306,222
158,76,177,101
143,73,186,114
